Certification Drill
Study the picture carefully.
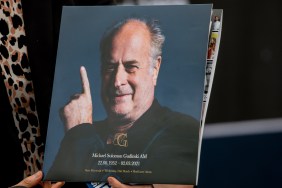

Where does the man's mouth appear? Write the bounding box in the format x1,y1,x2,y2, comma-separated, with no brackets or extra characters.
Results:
111,89,133,97
108,90,132,102
115,93,130,96
113,93,131,99
106,87,134,103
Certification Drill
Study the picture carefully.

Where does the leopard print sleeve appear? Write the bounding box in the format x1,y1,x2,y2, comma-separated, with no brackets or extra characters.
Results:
0,0,44,178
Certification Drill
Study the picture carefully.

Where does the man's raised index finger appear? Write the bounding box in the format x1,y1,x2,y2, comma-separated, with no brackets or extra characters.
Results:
80,66,91,96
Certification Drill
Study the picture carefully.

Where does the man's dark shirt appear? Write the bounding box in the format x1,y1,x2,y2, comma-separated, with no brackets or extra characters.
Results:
45,99,199,185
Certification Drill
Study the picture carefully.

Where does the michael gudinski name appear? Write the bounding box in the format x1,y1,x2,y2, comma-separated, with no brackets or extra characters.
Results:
92,153,147,159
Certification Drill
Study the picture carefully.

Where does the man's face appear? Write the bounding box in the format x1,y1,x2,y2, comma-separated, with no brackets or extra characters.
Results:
101,21,161,123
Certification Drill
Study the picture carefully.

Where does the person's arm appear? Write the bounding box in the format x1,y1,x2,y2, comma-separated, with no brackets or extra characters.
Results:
107,176,194,188
10,171,64,188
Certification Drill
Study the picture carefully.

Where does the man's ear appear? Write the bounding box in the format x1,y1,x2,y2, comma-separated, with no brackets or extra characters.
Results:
153,56,162,86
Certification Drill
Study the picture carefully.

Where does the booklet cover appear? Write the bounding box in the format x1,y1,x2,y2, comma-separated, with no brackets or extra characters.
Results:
43,4,214,185
197,8,223,185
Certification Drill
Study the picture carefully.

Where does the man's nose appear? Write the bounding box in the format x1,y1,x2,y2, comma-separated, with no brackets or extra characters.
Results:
114,64,127,87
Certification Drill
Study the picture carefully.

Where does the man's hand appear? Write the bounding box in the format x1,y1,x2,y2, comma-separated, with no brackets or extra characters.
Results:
107,177,194,188
11,171,65,188
61,66,93,131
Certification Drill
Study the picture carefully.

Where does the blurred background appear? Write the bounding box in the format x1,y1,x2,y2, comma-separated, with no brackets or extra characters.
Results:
1,0,281,187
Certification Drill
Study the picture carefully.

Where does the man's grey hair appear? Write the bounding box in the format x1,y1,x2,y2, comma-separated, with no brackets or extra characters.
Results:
100,17,165,67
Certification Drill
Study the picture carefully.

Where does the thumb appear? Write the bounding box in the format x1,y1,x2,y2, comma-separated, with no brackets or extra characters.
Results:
14,171,43,188
108,176,126,188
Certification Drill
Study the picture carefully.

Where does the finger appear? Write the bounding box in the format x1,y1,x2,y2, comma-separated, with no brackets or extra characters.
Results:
80,66,91,97
70,93,80,100
14,171,42,188
153,185,193,188
108,176,126,188
52,182,65,188
107,177,154,188
42,181,65,188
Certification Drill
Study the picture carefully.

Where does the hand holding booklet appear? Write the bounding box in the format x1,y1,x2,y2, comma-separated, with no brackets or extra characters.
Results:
43,4,223,186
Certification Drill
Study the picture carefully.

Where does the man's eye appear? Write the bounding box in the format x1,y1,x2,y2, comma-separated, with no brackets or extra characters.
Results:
125,65,139,73
104,65,115,72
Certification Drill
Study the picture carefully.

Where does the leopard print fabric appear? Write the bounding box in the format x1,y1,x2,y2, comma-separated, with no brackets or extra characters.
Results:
0,0,44,177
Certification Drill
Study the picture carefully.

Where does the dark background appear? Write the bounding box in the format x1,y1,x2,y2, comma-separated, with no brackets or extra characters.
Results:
190,0,282,188
190,1,282,188
194,0,282,123
1,0,282,187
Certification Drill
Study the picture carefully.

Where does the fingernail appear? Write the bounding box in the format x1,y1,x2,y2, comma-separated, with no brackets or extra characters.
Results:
107,177,113,185
34,171,42,178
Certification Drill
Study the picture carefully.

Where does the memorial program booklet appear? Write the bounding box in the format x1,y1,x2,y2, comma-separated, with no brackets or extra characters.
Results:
43,4,223,185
